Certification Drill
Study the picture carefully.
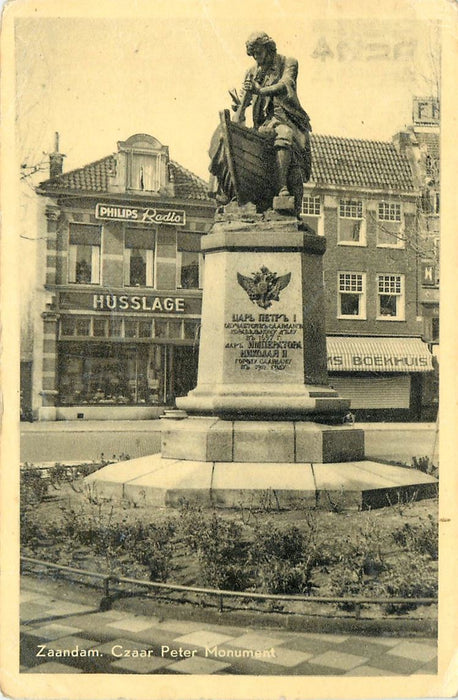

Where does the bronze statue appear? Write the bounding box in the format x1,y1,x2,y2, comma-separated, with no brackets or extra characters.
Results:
209,31,312,218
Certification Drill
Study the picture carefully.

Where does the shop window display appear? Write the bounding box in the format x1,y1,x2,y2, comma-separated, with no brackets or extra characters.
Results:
58,343,165,406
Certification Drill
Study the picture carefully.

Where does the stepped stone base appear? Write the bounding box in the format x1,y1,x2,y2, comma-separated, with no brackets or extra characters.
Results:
160,417,365,463
85,454,438,511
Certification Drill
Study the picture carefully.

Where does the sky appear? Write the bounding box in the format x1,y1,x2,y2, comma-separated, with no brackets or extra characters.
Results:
15,9,441,183
12,0,442,335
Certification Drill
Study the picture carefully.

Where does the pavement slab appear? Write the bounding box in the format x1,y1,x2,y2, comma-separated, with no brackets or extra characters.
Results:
105,616,161,633
21,623,84,641
366,652,426,675
19,579,437,676
110,655,173,674
253,647,314,668
173,630,237,648
225,632,286,651
166,656,231,674
308,650,369,671
344,664,399,676
25,661,84,673
387,640,437,663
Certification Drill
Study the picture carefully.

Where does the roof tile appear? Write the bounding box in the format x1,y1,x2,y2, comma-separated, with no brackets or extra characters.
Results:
39,133,415,197
39,155,211,201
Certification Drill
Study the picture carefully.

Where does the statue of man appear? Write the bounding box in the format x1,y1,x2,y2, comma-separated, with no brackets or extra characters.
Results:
234,31,312,217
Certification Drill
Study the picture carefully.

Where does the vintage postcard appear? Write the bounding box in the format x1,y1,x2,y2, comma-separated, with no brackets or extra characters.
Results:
1,0,457,698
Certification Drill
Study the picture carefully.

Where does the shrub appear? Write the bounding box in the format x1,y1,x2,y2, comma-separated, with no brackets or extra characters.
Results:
131,520,176,581
21,468,49,506
378,554,438,614
412,456,439,479
391,514,438,560
179,511,251,590
255,559,314,595
250,520,323,595
328,520,386,608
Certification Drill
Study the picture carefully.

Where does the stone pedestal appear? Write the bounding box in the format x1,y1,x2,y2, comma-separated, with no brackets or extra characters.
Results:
177,214,349,418
86,210,438,510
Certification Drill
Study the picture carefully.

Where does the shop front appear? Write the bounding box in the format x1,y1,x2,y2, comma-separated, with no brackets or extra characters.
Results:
326,336,434,421
53,290,201,420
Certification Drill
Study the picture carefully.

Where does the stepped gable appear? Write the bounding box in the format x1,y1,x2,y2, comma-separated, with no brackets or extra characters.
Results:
39,154,211,201
310,134,415,191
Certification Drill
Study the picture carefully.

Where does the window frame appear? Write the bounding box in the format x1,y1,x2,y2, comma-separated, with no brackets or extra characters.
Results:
376,273,405,321
176,250,203,290
68,224,102,285
123,227,156,288
376,201,405,248
127,150,163,193
337,199,366,246
337,271,367,320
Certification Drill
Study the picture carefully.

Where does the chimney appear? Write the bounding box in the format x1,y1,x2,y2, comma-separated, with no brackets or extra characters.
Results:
49,132,65,178
392,130,412,156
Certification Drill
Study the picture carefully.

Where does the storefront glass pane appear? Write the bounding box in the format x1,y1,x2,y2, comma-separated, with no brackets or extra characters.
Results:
139,321,152,338
109,319,122,337
58,343,166,406
168,321,182,339
75,318,91,336
93,319,107,337
125,320,138,338
155,320,167,338
61,318,75,336
184,321,199,341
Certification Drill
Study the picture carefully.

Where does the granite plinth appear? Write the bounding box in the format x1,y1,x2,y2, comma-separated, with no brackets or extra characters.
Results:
85,455,438,511
177,221,339,418
161,417,364,463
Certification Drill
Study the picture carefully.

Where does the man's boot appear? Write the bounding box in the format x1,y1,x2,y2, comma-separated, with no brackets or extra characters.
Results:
275,148,292,196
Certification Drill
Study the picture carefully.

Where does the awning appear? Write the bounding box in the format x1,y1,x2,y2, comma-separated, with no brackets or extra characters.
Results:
326,336,434,372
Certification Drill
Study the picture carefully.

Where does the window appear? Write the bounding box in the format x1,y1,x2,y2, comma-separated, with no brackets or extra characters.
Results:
338,272,366,319
58,344,166,406
301,195,322,235
301,195,321,216
124,228,155,287
338,200,365,244
377,274,405,320
421,190,440,215
377,202,404,247
128,153,162,192
177,232,202,289
431,317,439,342
68,224,101,284
177,251,201,288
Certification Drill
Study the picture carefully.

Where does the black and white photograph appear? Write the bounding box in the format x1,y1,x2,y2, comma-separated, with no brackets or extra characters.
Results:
1,0,457,697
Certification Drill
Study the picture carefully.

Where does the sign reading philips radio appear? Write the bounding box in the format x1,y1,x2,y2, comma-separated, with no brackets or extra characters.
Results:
95,203,186,226
58,291,202,315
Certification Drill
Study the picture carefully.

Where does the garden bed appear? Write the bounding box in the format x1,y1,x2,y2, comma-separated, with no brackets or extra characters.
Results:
20,464,438,620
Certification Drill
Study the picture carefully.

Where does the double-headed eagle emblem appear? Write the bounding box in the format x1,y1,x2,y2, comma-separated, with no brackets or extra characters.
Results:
237,266,291,309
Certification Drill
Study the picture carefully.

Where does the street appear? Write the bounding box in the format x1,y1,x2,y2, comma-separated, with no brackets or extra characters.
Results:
20,420,439,467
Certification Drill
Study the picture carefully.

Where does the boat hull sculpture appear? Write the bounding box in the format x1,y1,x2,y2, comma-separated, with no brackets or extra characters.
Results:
209,109,277,212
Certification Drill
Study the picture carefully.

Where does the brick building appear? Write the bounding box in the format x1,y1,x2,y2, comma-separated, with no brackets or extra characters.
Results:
301,131,434,420
32,134,215,420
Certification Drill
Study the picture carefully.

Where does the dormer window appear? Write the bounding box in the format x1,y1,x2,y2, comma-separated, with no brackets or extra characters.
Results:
128,153,163,192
